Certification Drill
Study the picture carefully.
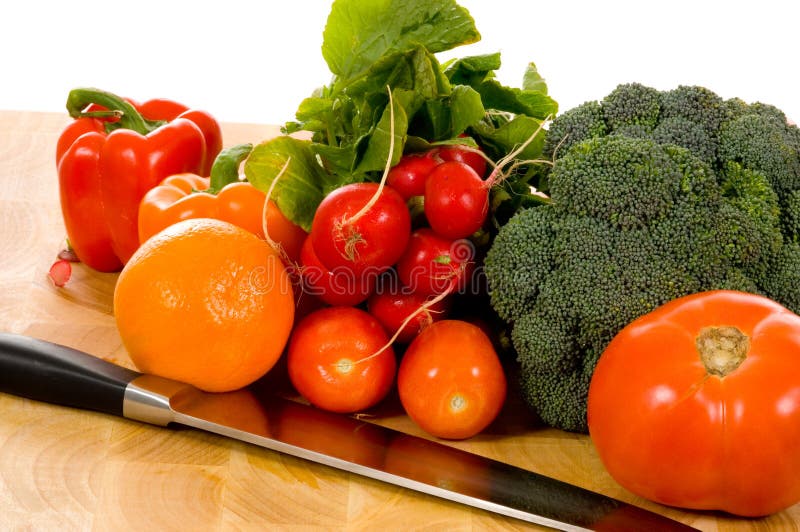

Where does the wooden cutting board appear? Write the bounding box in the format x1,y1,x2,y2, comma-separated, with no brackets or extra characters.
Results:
0,110,797,531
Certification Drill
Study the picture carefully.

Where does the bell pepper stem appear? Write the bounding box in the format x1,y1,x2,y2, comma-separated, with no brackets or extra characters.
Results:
66,87,165,135
207,143,254,194
77,109,124,120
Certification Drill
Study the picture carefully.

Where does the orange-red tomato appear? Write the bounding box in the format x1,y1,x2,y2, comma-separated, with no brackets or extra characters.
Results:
286,306,396,414
588,290,800,517
397,320,507,440
138,173,306,263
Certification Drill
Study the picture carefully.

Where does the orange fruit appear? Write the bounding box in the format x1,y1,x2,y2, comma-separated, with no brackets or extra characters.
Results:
114,217,295,392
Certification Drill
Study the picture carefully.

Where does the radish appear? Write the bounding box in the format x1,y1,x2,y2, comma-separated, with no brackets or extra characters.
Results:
310,182,411,276
423,161,489,239
386,151,440,200
395,228,476,296
368,282,451,343
437,144,487,178
310,87,411,277
298,234,376,307
48,259,72,287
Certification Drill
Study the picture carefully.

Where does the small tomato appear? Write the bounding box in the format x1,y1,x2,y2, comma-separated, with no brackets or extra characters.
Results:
398,320,507,439
287,306,396,414
588,290,800,517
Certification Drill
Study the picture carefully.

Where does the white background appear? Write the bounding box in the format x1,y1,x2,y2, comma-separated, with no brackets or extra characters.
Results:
2,1,798,126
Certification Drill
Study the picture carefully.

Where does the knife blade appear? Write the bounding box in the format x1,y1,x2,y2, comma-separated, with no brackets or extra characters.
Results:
0,332,697,531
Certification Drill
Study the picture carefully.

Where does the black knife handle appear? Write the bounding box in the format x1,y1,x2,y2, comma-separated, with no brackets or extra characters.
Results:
0,332,140,417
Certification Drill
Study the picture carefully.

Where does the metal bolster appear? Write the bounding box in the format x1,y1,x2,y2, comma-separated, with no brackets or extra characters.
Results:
122,375,192,426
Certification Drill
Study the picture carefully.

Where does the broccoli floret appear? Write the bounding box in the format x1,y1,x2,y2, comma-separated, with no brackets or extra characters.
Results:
760,241,800,313
512,307,597,433
718,111,800,203
782,189,800,242
485,133,797,433
549,136,682,229
485,206,555,322
724,97,750,119
659,85,730,135
652,116,717,165
542,100,607,159
747,102,792,124
551,214,700,346
601,82,661,132
717,161,783,276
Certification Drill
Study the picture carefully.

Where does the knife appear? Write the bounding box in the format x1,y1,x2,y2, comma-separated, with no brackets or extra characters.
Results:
0,332,696,531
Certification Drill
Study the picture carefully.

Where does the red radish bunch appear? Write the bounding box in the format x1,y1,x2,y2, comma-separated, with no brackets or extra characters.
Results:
388,143,490,239
298,142,491,340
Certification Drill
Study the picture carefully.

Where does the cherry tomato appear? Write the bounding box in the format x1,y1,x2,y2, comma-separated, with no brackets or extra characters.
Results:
395,228,476,295
588,290,800,517
398,320,507,439
367,283,451,343
386,151,440,200
298,235,375,307
424,161,489,239
287,306,396,414
311,182,411,276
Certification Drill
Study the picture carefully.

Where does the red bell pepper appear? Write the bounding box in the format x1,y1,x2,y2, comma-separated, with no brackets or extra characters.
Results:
56,88,222,271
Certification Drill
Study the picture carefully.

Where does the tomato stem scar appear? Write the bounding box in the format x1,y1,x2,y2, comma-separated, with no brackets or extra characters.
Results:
695,326,749,377
335,358,355,374
449,393,467,413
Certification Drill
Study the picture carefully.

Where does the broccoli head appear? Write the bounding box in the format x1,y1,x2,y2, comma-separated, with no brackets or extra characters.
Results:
485,108,800,432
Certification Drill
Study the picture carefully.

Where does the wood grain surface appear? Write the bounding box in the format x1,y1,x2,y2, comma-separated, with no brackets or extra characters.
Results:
0,110,798,531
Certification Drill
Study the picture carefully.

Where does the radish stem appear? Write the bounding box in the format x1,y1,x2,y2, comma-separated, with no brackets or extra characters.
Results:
261,156,293,265
484,115,551,188
343,86,396,225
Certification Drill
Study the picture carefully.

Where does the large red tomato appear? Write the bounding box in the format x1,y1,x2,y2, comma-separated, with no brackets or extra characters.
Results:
587,290,800,517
